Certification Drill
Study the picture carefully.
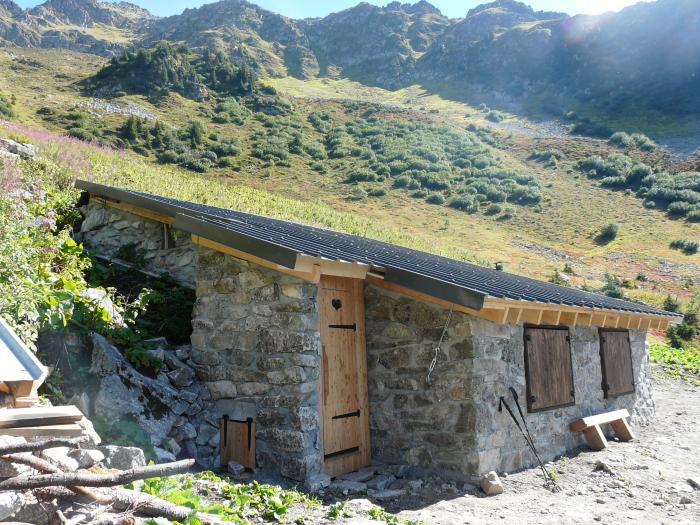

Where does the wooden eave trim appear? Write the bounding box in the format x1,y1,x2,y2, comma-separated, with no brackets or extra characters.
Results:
91,195,174,225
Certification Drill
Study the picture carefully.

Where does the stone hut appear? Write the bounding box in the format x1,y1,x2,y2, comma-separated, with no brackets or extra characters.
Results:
76,180,679,487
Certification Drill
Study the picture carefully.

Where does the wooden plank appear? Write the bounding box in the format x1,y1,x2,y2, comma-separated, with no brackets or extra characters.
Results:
582,425,607,451
295,255,369,280
599,330,634,398
506,308,522,324
353,278,371,469
0,424,83,438
540,310,561,325
519,309,543,324
192,236,316,282
610,418,635,442
559,312,577,325
0,406,83,429
569,409,630,432
524,328,574,412
93,196,174,225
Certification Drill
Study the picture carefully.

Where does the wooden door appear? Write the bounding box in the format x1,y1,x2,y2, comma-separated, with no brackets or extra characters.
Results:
319,276,370,477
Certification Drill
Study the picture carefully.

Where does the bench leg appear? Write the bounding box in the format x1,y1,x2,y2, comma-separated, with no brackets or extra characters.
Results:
610,418,634,442
583,425,607,450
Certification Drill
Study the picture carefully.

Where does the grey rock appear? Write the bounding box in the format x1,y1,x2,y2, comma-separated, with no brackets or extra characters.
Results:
77,416,102,445
0,491,26,521
0,436,32,477
367,474,395,490
10,492,56,525
339,467,376,483
227,460,246,477
680,495,695,505
0,138,37,159
331,480,367,495
143,337,168,348
41,447,80,471
90,333,186,446
371,489,406,500
99,445,146,470
480,471,504,496
68,448,105,469
163,437,181,456
305,473,331,492
175,345,192,360
167,366,196,387
154,447,177,463
196,423,219,446
67,391,91,418
594,460,617,476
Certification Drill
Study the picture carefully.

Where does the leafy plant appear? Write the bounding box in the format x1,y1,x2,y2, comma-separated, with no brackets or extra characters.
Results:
595,223,619,244
670,239,699,255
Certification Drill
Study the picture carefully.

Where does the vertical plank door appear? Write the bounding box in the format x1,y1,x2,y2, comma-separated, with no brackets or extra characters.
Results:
599,329,635,397
319,276,370,477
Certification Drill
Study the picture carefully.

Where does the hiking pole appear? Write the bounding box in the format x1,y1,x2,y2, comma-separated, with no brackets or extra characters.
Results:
498,396,554,488
506,388,557,490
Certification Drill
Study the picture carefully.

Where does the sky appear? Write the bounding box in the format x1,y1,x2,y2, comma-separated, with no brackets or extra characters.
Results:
13,0,653,19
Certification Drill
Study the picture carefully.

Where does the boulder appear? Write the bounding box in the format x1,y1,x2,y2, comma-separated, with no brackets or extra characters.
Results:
0,138,37,159
338,467,376,483
0,436,33,477
68,448,105,469
99,445,146,470
480,471,504,496
167,366,195,388
0,491,26,521
40,447,80,471
154,447,177,463
90,333,188,446
67,392,91,418
227,460,246,477
8,492,56,525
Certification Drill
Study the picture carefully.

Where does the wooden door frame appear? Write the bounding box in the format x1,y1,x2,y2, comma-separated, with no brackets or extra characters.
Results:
318,276,371,477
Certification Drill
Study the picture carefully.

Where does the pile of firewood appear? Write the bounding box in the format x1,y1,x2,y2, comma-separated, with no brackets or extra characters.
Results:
0,436,232,525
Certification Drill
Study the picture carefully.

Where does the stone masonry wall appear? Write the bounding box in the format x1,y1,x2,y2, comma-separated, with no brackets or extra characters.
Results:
190,248,324,485
364,283,654,479
79,201,197,286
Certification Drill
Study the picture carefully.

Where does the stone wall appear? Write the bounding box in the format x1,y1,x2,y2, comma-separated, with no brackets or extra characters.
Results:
190,248,324,486
79,201,197,286
364,283,654,479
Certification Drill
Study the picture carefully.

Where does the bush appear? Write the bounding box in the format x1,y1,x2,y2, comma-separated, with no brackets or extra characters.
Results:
448,195,478,213
667,201,693,218
486,110,506,123
367,188,387,197
426,193,446,205
686,209,700,222
670,239,699,255
0,92,15,118
346,168,378,183
596,223,619,244
485,203,502,215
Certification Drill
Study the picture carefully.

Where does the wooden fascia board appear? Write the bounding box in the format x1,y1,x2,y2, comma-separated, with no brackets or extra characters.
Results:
295,254,370,280
92,195,174,225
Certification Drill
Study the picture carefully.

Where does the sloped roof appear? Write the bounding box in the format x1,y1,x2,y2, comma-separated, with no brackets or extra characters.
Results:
0,317,48,384
77,180,679,319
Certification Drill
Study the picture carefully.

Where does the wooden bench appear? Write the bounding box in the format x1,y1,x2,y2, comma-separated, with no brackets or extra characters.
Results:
570,409,635,450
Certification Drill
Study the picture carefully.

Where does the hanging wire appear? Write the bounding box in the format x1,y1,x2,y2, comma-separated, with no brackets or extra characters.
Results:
427,308,453,385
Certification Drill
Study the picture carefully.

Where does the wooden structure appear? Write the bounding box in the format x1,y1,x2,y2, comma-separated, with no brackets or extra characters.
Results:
570,408,635,450
0,405,85,438
0,316,48,408
219,416,256,469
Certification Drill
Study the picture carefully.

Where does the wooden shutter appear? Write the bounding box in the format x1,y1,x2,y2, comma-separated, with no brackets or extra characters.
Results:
524,327,575,412
599,329,635,398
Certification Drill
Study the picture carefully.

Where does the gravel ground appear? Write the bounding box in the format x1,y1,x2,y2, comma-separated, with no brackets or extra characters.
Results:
390,371,700,524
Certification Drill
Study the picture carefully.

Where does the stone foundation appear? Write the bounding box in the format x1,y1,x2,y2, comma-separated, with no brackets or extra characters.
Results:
364,284,654,479
79,202,197,286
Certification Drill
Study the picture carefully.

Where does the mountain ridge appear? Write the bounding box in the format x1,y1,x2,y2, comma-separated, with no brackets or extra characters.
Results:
1,0,699,118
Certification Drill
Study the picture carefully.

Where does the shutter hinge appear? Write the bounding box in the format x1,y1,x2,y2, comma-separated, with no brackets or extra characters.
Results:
570,390,575,398
529,395,536,403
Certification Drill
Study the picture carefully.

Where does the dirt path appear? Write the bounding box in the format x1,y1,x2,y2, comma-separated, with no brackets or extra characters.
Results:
392,372,699,524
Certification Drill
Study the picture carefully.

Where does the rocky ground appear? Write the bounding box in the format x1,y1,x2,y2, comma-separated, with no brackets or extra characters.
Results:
379,372,700,525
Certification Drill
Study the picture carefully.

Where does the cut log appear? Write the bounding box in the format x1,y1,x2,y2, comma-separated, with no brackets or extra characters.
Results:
1,452,108,502
35,486,234,525
0,435,89,456
0,405,83,428
0,459,194,491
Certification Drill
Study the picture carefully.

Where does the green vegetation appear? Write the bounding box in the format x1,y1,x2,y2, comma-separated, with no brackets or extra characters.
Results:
650,342,700,384
529,149,565,167
88,43,254,100
577,154,700,220
563,112,613,138
595,223,619,245
0,92,14,118
608,131,656,151
131,471,318,524
329,114,540,213
670,239,699,255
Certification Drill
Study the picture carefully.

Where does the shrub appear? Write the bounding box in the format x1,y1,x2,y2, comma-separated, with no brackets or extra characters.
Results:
596,223,619,244
0,92,15,118
411,190,428,198
486,110,506,123
156,150,180,164
686,209,700,222
670,239,699,255
485,203,502,215
448,195,478,213
367,188,387,197
426,193,446,205
349,188,367,200
667,201,693,218
346,168,378,183
393,175,411,188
